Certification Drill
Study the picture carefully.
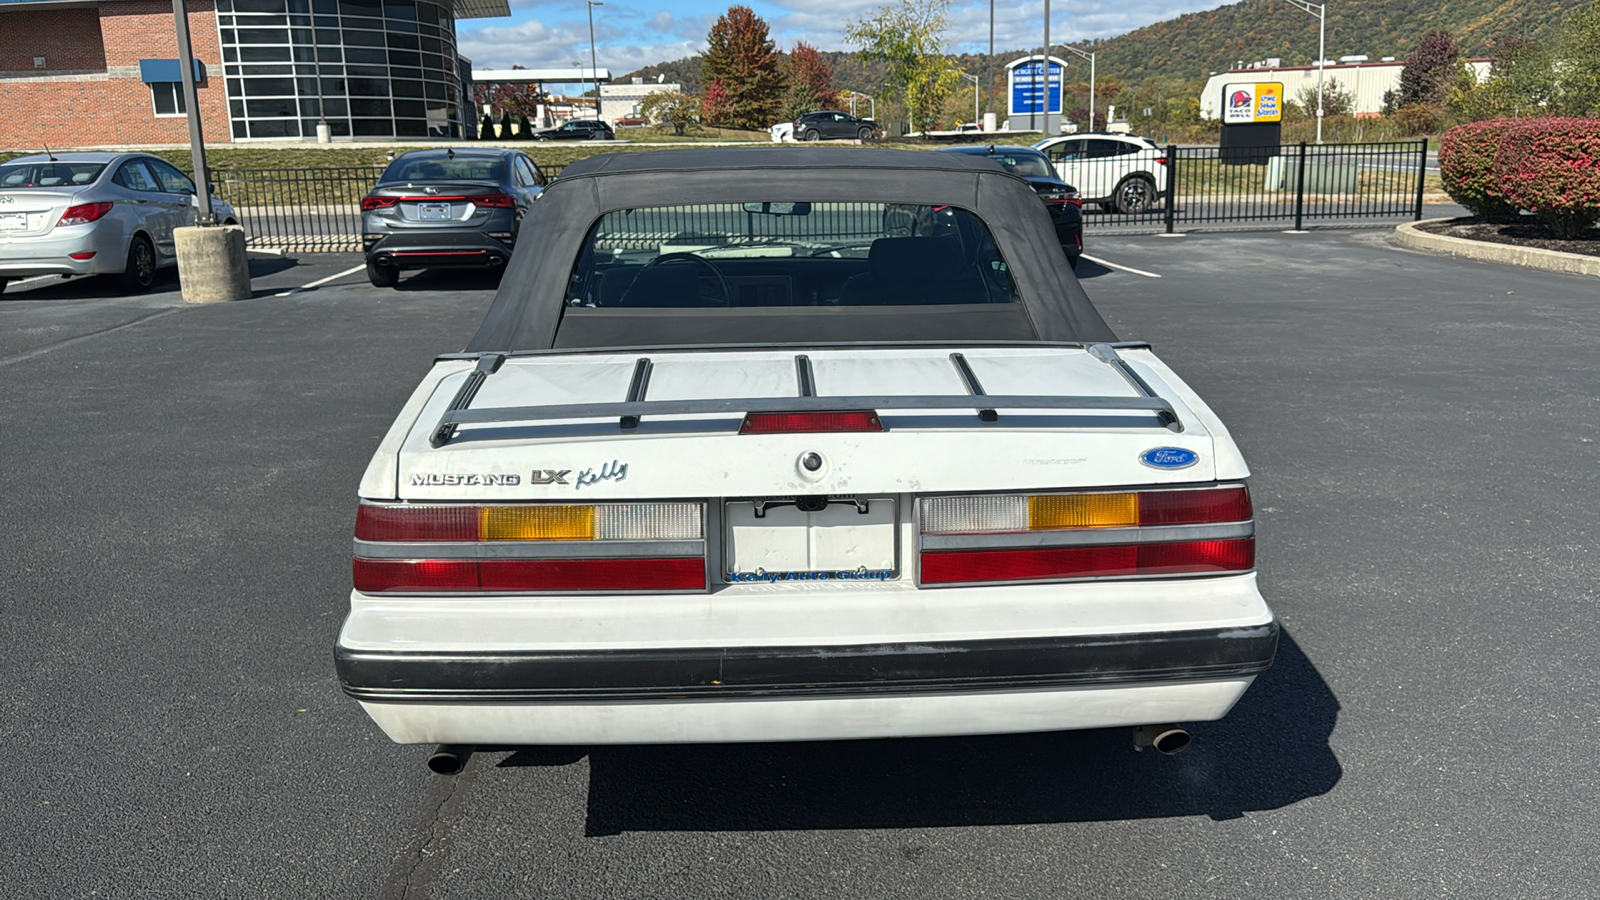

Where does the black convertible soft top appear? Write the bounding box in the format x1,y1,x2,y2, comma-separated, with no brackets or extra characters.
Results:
463,148,1118,352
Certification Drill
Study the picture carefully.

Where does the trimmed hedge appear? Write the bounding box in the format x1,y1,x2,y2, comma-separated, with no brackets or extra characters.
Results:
1439,118,1517,219
1494,118,1600,239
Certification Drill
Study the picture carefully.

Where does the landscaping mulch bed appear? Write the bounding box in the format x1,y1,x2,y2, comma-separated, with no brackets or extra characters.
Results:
1419,217,1600,258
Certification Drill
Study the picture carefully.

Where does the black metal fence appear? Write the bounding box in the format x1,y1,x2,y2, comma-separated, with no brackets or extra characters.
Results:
213,166,384,252
1068,139,1428,234
213,140,1426,252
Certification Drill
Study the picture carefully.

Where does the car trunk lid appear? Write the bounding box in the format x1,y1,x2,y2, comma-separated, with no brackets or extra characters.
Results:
385,345,1218,502
0,189,81,237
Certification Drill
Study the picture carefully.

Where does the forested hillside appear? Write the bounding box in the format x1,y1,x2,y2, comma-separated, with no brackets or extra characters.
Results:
623,0,1585,93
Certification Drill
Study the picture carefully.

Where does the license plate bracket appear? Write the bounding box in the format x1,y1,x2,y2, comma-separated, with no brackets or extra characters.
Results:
416,203,451,220
0,213,26,231
723,496,898,582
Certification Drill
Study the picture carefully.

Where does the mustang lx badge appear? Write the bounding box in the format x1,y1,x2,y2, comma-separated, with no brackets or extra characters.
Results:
574,459,627,490
410,473,521,486
530,469,571,485
1139,447,1199,470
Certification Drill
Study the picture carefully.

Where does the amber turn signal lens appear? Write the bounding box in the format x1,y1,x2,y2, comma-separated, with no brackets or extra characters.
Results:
1028,493,1139,529
480,505,596,541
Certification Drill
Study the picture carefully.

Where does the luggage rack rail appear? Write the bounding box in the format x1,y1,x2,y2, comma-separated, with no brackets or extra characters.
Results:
429,344,1182,447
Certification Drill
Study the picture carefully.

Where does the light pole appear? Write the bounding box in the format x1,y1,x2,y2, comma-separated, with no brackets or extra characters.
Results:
170,0,213,224
1041,0,1051,137
587,0,603,120
958,72,980,126
1060,44,1095,133
1284,0,1326,143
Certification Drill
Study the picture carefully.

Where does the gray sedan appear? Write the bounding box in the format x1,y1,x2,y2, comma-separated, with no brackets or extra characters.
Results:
0,152,237,294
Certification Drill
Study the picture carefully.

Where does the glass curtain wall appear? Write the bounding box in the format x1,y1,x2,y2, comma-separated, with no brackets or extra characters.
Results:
216,0,463,139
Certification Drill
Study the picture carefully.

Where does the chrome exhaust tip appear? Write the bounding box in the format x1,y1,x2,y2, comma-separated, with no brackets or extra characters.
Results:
1133,725,1191,755
426,744,474,775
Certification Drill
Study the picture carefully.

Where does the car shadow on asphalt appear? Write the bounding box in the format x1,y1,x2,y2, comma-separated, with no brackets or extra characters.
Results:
392,269,506,292
515,629,1339,833
1,257,299,302
1072,258,1112,280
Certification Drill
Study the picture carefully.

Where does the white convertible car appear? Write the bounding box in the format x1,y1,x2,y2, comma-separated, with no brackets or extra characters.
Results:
336,148,1276,771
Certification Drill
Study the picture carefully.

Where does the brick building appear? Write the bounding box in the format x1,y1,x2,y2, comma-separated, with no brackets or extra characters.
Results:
0,0,504,148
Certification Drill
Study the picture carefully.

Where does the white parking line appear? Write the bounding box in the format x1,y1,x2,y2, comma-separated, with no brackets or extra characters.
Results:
1080,254,1162,278
272,263,367,297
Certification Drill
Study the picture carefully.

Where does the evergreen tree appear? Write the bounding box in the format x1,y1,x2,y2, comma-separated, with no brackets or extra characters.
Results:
701,6,787,129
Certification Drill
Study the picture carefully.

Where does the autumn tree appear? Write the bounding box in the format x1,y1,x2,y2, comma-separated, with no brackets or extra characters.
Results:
782,41,842,118
640,89,703,135
845,0,960,132
701,6,787,129
473,65,546,120
1396,31,1459,108
702,78,731,125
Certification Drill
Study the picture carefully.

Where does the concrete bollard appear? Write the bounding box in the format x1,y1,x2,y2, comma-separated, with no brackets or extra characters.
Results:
174,224,251,303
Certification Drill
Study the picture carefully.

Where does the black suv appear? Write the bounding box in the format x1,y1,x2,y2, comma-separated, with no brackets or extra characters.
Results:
792,110,878,142
533,119,615,141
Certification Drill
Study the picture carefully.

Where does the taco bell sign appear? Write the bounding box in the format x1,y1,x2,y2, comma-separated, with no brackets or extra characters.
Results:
1222,82,1284,124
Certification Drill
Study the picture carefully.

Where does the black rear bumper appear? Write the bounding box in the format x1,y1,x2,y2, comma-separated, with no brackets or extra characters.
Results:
337,621,1278,703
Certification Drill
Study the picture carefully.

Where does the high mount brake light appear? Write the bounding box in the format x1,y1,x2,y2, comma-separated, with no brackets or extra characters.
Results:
739,410,883,434
920,539,1255,585
921,486,1251,535
57,201,113,227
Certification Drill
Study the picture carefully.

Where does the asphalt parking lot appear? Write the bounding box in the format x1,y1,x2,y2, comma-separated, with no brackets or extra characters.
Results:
4,229,1598,899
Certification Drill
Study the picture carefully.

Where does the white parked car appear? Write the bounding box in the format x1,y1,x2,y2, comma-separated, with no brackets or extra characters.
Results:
770,122,795,143
1033,134,1170,214
0,151,237,293
335,148,1276,771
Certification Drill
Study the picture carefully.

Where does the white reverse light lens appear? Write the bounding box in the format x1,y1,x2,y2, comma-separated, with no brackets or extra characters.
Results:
921,496,1026,535
595,503,704,540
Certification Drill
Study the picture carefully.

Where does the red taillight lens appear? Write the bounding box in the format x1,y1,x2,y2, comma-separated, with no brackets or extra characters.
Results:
1156,157,1169,166
354,558,479,592
57,201,113,227
1066,197,1084,207
361,196,398,211
740,410,883,434
466,194,515,208
479,558,705,591
353,557,705,592
1137,486,1252,525
356,505,478,541
920,538,1254,585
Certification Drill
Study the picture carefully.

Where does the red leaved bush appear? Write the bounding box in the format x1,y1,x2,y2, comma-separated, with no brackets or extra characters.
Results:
1439,119,1517,219
1493,118,1600,238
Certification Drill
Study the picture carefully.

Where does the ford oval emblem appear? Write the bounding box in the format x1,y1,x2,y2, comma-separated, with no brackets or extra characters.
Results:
1140,447,1199,470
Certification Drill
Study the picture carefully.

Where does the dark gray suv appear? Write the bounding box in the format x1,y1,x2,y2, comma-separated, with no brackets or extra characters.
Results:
361,147,548,287
792,110,879,142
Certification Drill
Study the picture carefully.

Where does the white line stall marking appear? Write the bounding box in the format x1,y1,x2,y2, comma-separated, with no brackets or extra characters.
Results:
273,263,367,297
1080,255,1162,278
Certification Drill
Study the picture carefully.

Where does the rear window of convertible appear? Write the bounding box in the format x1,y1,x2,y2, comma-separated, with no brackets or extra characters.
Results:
563,202,1021,310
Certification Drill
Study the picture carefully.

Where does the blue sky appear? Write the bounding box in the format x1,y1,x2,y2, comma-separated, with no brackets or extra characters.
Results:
457,0,1242,74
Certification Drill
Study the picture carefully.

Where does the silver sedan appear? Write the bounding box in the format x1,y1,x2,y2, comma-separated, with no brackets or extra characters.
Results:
0,152,237,294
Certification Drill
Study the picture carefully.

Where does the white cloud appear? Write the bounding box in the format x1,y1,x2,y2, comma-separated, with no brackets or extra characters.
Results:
457,17,702,71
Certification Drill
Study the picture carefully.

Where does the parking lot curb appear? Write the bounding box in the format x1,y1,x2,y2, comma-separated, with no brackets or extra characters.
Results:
1395,218,1600,279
